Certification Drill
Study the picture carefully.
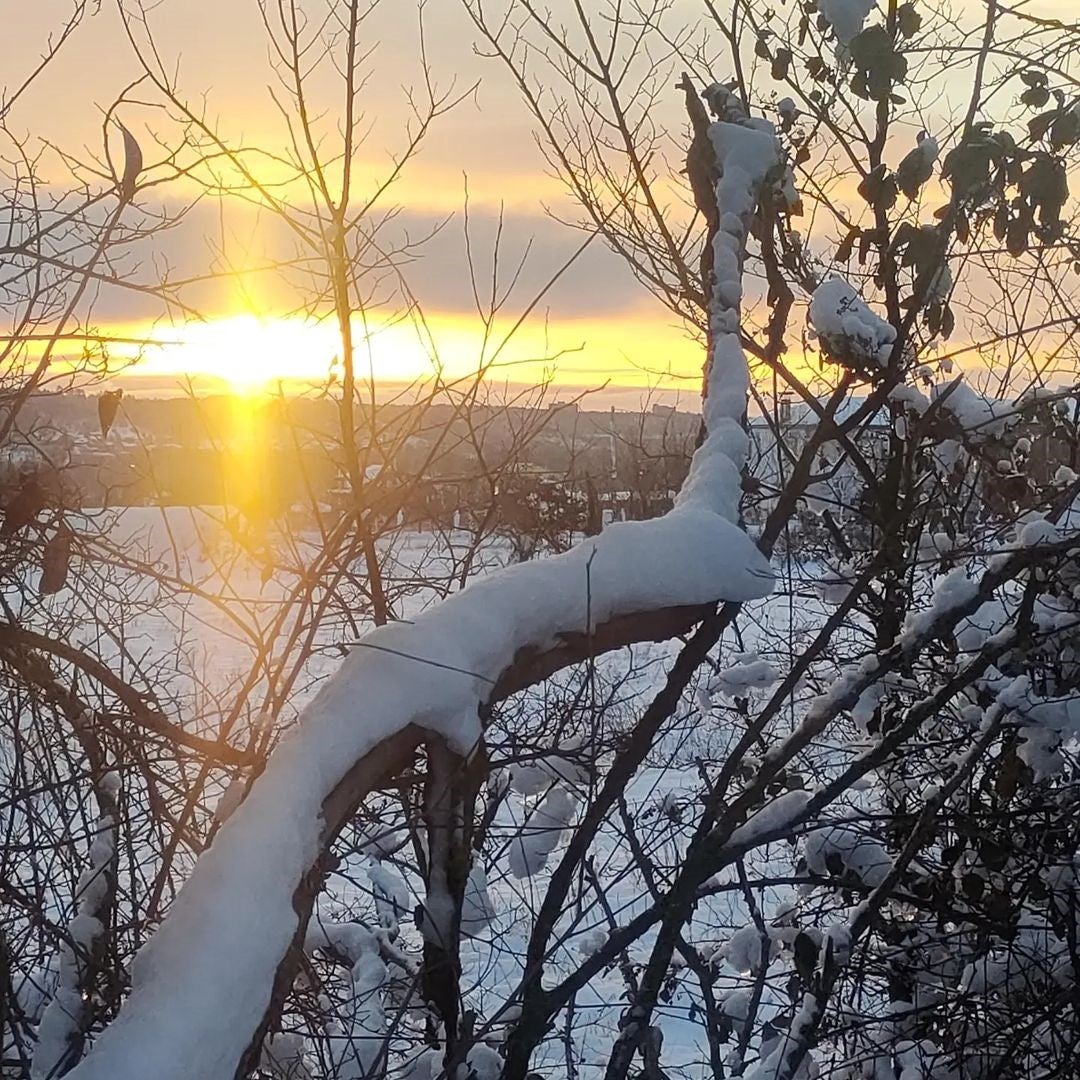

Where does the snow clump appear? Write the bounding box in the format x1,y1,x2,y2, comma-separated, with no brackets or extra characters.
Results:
819,0,876,45
509,785,577,878
711,655,781,697
809,278,896,369
804,823,892,887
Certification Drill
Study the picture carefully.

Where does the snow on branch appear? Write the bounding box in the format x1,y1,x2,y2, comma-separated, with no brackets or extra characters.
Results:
34,769,118,1078
69,113,780,1080
678,119,781,518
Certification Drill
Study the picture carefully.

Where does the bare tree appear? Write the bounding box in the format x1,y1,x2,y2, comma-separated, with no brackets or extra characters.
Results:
7,2,1080,1080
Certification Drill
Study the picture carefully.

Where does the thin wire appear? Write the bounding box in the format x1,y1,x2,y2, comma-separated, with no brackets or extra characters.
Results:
344,640,497,684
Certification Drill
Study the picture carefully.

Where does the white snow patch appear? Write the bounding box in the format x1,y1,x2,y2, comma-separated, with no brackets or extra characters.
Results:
809,278,896,369
819,0,875,44
729,790,811,847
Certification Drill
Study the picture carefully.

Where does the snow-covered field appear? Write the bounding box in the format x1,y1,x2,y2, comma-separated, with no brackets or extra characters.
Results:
18,506,515,726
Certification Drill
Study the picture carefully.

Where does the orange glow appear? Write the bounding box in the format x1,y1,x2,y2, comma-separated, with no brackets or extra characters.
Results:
129,316,341,391
111,309,719,396
84,306,954,403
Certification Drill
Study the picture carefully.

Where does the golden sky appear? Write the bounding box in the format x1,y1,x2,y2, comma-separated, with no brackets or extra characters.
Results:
3,0,1075,403
7,1,674,399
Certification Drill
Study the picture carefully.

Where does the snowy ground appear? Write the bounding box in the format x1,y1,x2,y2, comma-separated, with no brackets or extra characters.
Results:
16,506,513,727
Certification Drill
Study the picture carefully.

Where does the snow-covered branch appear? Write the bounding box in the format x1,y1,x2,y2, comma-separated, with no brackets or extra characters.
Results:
68,109,780,1080
33,762,119,1079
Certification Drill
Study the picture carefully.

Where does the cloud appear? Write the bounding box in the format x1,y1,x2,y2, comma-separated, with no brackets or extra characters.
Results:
40,188,659,326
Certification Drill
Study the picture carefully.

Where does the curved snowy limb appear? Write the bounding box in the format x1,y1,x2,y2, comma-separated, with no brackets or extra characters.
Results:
68,118,779,1080
69,515,772,1080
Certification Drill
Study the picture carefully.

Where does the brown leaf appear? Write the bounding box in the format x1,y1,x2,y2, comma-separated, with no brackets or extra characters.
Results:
98,389,123,438
117,121,143,203
793,931,819,986
40,524,72,595
836,227,860,263
897,2,922,37
995,746,1029,799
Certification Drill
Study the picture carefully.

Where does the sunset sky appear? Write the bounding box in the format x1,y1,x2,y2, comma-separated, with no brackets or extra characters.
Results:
2,0,704,406
3,0,1074,405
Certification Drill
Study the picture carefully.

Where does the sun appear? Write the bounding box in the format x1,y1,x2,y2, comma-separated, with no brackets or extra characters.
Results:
126,313,445,392
154,315,342,391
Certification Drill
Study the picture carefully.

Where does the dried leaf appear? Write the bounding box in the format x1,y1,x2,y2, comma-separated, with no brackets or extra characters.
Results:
897,2,922,38
961,873,985,902
836,227,859,263
40,525,72,595
995,746,1027,799
771,47,792,81
1028,109,1057,143
793,931,819,985
1006,216,1029,257
1020,85,1050,109
98,389,123,438
118,121,143,203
